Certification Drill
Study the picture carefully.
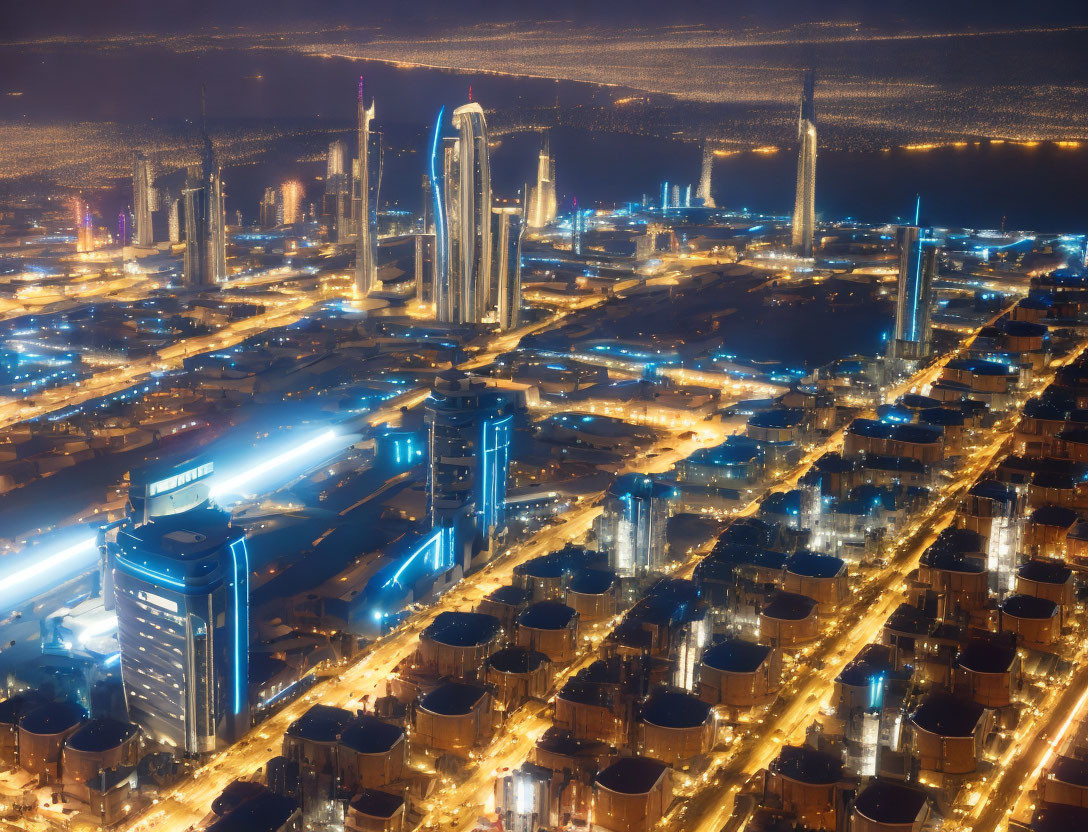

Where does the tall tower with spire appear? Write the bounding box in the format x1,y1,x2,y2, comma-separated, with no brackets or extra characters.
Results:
791,69,817,258
696,142,716,209
133,152,154,246
183,86,226,286
354,78,378,297
526,131,557,229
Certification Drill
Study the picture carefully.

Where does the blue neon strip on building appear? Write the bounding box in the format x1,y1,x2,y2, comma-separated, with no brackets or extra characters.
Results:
429,106,447,305
478,415,512,534
229,537,249,716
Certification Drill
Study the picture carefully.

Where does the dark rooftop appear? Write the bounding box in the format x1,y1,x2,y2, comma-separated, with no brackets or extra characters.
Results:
1018,559,1073,585
1031,802,1088,832
1050,755,1088,788
338,716,404,754
1030,504,1080,528
558,679,612,709
286,704,352,743
595,756,669,795
748,407,804,430
349,789,404,819
762,591,817,621
205,791,298,832
534,727,609,758
65,717,137,753
956,640,1017,674
771,745,844,785
911,693,985,737
785,551,845,579
487,646,549,675
852,780,929,825
18,701,85,736
419,681,488,716
1002,594,1059,619
701,639,772,674
487,585,532,606
519,601,578,630
568,568,616,595
640,687,712,729
423,610,502,647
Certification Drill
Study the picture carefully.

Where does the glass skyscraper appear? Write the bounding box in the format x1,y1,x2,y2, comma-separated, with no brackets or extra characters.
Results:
112,458,249,754
892,225,939,360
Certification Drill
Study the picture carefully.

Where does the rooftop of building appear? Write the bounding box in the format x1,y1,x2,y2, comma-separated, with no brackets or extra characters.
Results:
852,780,929,825
423,610,502,647
1019,558,1073,585
1050,755,1088,788
785,551,845,579
594,756,669,795
205,790,298,832
848,418,942,444
606,473,676,501
418,681,488,716
900,393,942,410
534,727,609,758
910,693,985,737
18,700,85,735
338,715,404,755
701,638,773,674
640,686,712,729
945,357,1012,376
761,591,817,621
486,585,533,606
568,567,616,595
1030,504,1081,527
1002,594,1059,619
349,789,404,819
968,479,1017,503
286,704,353,743
770,744,844,785
1031,802,1088,832
519,601,578,630
558,679,612,709
956,639,1018,674
747,407,804,430
487,646,550,675
64,716,137,753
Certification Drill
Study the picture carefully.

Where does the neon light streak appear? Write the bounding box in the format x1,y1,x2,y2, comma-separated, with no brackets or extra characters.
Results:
1,536,97,596
430,106,447,309
115,554,187,590
229,537,249,715
211,429,340,497
909,235,923,341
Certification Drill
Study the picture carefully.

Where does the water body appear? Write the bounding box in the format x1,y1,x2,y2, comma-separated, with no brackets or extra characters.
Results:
2,42,1087,231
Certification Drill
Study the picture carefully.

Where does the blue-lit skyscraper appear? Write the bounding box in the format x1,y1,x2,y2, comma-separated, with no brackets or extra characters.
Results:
426,371,512,557
891,225,939,360
492,206,523,331
791,69,817,258
596,474,673,580
571,198,584,256
112,458,249,754
438,103,492,324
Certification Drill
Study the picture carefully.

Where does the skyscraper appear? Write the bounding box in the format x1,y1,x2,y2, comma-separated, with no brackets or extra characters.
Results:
571,197,584,256
112,458,249,753
182,88,226,286
354,78,378,297
595,474,673,580
259,187,278,229
280,180,303,225
133,152,154,247
426,371,512,557
438,103,492,324
791,69,817,258
492,206,523,331
696,142,716,209
891,225,939,360
526,132,557,229
324,139,351,242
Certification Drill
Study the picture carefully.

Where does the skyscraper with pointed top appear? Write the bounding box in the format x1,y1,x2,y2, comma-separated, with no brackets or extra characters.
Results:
439,102,492,324
526,131,557,229
354,78,378,297
791,69,817,258
133,152,154,247
696,142,716,208
182,86,226,286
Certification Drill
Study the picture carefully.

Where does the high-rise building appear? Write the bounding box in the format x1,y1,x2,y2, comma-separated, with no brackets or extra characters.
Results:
525,132,557,229
259,187,278,229
492,207,523,331
791,69,817,258
112,458,249,753
354,78,378,297
167,196,180,243
596,474,673,580
891,225,939,360
181,88,226,286
571,198,583,256
280,180,303,226
438,103,493,324
426,371,512,557
133,152,154,247
323,139,351,242
696,142,716,208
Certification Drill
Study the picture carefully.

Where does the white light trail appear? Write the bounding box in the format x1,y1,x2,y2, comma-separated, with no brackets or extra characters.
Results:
0,536,98,599
211,429,343,498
